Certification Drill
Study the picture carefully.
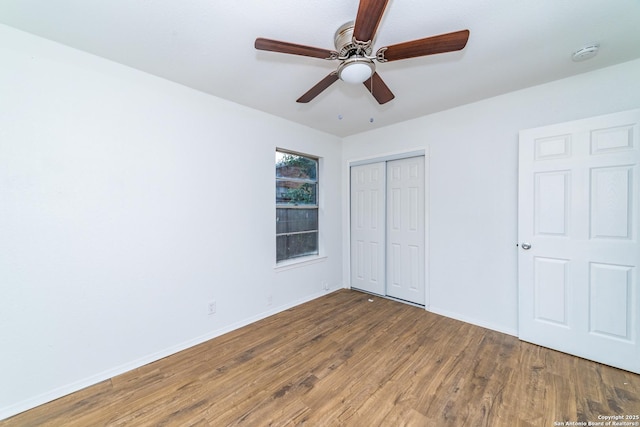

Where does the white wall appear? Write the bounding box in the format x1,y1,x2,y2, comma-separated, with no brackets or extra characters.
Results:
342,59,640,335
0,25,343,419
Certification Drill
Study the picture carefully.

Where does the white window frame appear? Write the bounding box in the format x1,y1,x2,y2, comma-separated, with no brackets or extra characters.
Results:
275,149,324,268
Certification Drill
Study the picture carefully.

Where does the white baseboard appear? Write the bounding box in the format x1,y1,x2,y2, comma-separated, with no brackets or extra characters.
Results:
345,285,518,338
426,306,518,337
0,289,339,421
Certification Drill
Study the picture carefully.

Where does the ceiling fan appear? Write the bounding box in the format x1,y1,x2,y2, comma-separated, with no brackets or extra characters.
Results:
255,0,470,104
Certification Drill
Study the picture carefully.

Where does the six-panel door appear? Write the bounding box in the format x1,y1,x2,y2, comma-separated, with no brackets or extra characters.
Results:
518,109,640,373
386,157,426,305
350,162,386,296
350,157,426,305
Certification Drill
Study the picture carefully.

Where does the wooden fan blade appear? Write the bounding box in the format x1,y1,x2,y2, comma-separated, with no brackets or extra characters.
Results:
363,72,394,104
297,73,339,103
255,38,337,60
353,0,390,42
378,30,470,62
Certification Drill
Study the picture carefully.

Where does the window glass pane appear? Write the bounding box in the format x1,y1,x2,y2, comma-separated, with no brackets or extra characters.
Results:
276,152,317,180
276,208,318,234
276,232,318,261
276,181,317,205
276,149,319,263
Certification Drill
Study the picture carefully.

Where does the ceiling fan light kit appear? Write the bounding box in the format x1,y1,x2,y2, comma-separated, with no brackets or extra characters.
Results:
334,21,375,84
255,0,470,104
338,56,375,84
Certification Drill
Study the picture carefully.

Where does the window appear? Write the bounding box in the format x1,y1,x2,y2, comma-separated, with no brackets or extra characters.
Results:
276,150,319,262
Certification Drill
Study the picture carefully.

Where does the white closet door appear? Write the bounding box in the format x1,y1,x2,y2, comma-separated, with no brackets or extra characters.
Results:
518,109,640,373
350,162,386,296
386,157,425,305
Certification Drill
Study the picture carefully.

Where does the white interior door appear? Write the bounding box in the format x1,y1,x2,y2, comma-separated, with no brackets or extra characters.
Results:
350,156,426,305
350,162,386,296
518,109,640,373
386,157,426,305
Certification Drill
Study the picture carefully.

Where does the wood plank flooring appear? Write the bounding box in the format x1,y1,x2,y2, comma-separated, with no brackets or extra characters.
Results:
3,289,639,426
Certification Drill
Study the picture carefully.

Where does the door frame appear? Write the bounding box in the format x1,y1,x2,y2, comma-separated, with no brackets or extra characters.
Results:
345,148,430,309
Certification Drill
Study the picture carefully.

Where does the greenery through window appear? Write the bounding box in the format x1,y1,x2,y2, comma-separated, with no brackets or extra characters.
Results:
276,150,319,262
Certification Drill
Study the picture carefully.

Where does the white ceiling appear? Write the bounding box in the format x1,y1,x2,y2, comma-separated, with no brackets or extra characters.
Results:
2,0,639,137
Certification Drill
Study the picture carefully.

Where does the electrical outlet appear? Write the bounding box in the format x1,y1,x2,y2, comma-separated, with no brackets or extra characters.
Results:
267,295,273,306
322,281,329,291
207,300,216,315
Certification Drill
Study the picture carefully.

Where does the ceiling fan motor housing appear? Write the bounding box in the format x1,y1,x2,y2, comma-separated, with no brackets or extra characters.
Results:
334,21,373,57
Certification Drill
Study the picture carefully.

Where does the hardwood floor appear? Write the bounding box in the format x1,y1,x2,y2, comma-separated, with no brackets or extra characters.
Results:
3,289,639,426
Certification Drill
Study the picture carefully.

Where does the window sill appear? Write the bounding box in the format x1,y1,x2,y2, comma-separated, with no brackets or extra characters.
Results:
274,255,327,272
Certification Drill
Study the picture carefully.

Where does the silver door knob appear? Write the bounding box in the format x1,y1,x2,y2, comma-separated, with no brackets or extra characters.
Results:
521,242,532,250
